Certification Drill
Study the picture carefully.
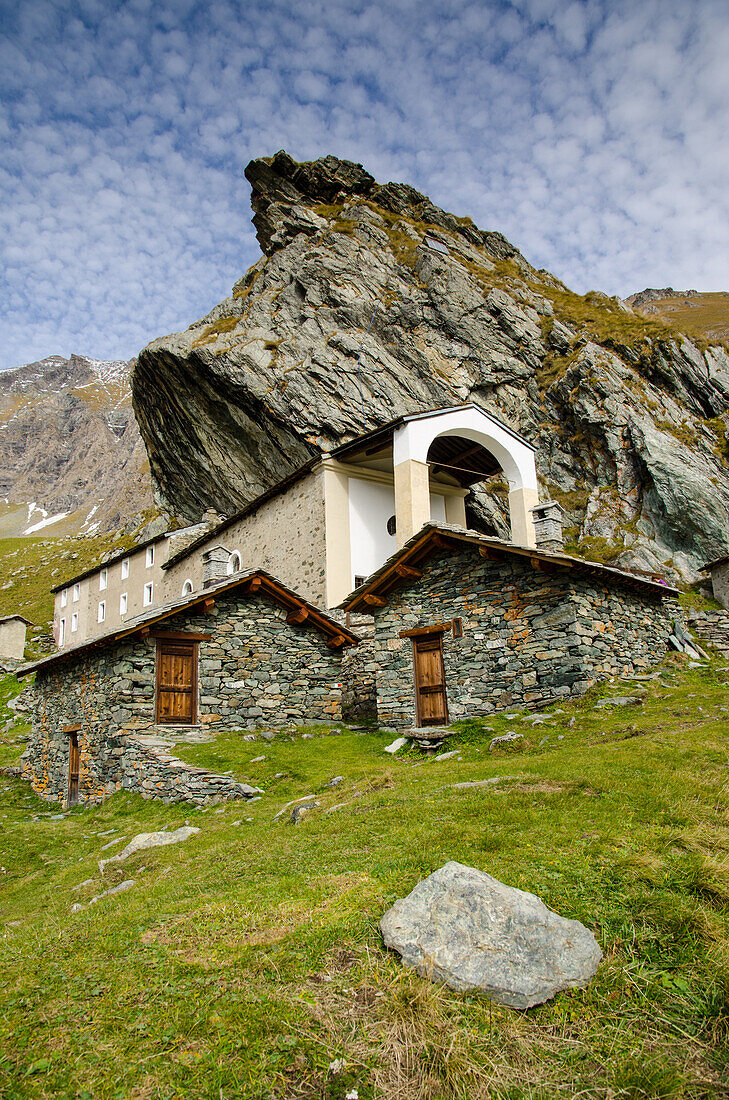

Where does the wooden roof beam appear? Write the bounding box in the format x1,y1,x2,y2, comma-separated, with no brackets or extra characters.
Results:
287,607,309,625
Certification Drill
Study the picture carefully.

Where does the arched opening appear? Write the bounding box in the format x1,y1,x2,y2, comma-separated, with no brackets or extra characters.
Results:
392,405,539,548
227,551,242,575
182,579,194,596
426,434,510,539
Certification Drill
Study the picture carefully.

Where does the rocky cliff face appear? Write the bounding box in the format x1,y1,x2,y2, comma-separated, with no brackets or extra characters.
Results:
134,150,729,582
0,354,154,538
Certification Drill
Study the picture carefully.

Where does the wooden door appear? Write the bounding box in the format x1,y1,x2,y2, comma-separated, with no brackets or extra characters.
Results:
413,633,448,726
156,639,197,724
68,732,80,805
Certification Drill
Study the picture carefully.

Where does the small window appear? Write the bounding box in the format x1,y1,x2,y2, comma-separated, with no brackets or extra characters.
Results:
452,617,463,638
72,583,80,602
144,581,153,606
386,515,397,536
99,568,107,591
121,557,130,580
146,546,154,568
227,551,242,575
354,575,367,588
71,611,79,633
120,593,128,615
60,589,67,608
58,618,66,646
97,601,106,624
182,579,194,596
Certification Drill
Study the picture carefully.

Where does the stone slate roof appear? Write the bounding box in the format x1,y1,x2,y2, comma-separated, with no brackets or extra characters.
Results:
19,569,359,678
339,523,679,612
0,614,33,626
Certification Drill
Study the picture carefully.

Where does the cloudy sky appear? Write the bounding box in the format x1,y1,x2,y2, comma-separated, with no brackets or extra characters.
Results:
2,0,728,370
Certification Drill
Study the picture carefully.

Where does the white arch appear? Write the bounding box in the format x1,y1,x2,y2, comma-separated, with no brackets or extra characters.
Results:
227,551,242,575
393,405,538,490
392,405,539,548
181,579,194,596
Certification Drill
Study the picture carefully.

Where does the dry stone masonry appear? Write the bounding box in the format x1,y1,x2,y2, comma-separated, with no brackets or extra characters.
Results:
22,590,348,806
369,546,674,727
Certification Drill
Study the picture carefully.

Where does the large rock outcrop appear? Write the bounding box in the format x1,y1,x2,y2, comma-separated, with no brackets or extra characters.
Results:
133,150,729,581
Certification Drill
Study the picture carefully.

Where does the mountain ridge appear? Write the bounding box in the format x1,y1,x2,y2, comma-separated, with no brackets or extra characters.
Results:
0,353,154,540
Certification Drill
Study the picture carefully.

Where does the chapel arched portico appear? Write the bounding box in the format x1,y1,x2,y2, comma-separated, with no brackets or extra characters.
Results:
391,405,539,549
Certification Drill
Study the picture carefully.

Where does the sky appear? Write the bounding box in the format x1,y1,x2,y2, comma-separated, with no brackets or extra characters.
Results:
2,0,729,371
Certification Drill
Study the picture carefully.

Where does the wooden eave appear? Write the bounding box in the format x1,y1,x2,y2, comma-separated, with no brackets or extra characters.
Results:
341,526,679,613
19,571,357,677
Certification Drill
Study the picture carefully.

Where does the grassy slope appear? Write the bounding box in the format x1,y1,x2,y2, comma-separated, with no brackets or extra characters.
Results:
1,660,728,1099
632,294,729,346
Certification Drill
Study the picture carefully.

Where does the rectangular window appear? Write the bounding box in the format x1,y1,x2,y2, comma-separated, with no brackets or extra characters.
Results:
58,618,66,646
121,557,130,580
120,592,128,615
99,568,107,591
146,546,154,568
98,601,106,624
71,611,78,632
354,575,366,588
72,583,80,602
452,617,463,638
144,582,153,606
60,589,67,608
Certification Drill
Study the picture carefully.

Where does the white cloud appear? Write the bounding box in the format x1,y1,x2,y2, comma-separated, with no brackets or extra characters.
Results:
1,0,728,370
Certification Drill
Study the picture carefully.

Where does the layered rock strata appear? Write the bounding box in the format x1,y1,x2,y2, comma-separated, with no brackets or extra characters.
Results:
134,151,729,581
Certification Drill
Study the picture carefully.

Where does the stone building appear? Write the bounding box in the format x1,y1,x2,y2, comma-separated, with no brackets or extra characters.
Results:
0,614,31,663
340,525,678,728
20,569,357,806
702,553,729,611
51,404,540,645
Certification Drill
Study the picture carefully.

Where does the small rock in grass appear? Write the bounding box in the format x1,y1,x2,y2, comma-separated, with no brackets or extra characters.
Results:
72,878,95,891
489,732,525,752
380,861,601,1008
260,731,276,742
384,737,408,755
290,802,319,824
434,750,460,761
99,826,199,873
595,696,642,708
250,755,266,762
301,733,314,740
328,776,344,786
451,776,514,789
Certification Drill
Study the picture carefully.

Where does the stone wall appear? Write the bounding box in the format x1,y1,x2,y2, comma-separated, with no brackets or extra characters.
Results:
687,607,729,656
164,470,328,606
0,618,27,660
370,548,674,727
23,590,346,804
709,562,729,611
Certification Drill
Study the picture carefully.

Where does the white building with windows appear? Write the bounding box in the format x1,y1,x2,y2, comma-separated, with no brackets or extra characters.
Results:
52,405,540,647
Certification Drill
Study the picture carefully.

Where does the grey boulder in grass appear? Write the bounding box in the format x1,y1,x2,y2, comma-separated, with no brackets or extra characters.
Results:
380,861,602,1009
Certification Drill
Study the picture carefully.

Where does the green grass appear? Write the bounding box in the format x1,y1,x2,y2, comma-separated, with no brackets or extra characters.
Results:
1,658,728,1097
633,293,729,346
